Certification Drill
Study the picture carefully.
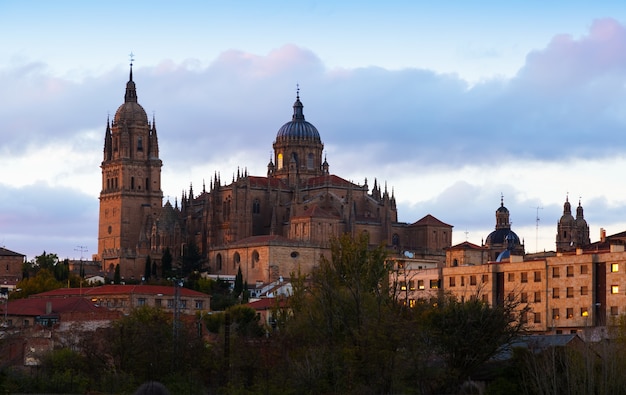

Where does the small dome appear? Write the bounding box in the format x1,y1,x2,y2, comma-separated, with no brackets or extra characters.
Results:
276,94,321,143
114,101,148,124
486,228,520,246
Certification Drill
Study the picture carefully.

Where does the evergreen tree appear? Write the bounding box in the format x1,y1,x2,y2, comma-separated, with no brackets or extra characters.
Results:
233,266,243,299
162,248,173,278
144,256,152,281
114,264,121,284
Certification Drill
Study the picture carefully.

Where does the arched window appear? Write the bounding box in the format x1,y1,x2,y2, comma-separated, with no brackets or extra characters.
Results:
131,177,135,190
252,250,259,269
253,198,260,214
277,153,283,169
233,252,240,269
307,153,314,169
137,136,143,151
216,254,222,271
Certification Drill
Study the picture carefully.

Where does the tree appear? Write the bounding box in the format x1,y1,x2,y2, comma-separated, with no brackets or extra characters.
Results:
114,264,121,284
144,256,152,281
14,269,64,299
161,248,173,278
425,295,529,393
233,266,243,299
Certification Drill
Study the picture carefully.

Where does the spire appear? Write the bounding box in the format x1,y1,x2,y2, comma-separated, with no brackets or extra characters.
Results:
576,198,584,219
124,53,138,103
104,116,112,161
563,194,572,215
292,84,305,121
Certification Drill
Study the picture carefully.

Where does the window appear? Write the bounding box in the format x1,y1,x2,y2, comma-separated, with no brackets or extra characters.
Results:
567,308,573,319
137,298,146,306
580,265,588,275
566,287,574,298
566,266,574,277
552,267,560,278
400,281,407,291
461,276,465,286
534,312,541,323
521,272,528,283
521,292,528,303
508,292,515,302
180,300,187,309
611,285,619,294
508,273,515,282
277,153,283,169
233,252,241,268
409,299,416,308
482,274,489,283
167,299,174,308
534,291,541,303
216,254,222,271
612,263,619,273
418,280,425,290
155,299,162,307
581,286,588,296
430,280,439,289
195,300,204,309
307,153,314,169
252,199,261,214
409,280,415,291
581,307,588,317
482,294,489,303
137,136,143,151
534,271,541,282
470,275,476,286
553,288,560,299
611,306,619,316
552,308,560,320
449,277,456,287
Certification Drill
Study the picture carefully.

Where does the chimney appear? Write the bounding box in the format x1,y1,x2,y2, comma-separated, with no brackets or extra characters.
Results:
46,301,52,315
601,228,606,243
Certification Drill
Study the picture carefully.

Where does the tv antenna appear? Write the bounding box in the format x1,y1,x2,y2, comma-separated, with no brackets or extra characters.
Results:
75,245,88,261
533,206,543,252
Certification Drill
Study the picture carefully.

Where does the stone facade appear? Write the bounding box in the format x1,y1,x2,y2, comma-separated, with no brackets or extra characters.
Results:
0,247,25,289
96,69,453,281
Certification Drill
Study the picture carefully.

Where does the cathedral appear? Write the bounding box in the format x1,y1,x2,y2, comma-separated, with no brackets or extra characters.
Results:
96,66,453,281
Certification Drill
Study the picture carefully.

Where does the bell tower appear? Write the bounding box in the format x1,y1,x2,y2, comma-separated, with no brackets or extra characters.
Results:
97,62,163,279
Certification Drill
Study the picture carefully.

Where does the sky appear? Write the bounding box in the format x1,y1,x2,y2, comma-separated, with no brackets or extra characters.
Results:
2,1,626,261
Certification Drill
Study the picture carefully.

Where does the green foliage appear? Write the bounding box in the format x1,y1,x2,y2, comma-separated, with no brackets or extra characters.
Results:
228,305,264,337
144,255,152,281
114,264,121,284
162,247,173,278
233,266,244,298
13,268,64,299
181,241,202,276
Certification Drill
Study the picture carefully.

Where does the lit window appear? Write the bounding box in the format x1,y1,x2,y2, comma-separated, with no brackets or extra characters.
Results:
418,280,425,290
430,280,439,289
400,281,407,291
611,285,619,294
612,263,619,273
552,309,560,320
567,308,573,319
581,308,588,317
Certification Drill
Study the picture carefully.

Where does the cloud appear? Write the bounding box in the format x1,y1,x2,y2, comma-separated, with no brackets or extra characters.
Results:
3,20,626,258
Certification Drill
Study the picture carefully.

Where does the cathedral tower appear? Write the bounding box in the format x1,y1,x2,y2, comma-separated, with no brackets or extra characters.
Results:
97,64,163,279
556,196,590,252
271,89,326,185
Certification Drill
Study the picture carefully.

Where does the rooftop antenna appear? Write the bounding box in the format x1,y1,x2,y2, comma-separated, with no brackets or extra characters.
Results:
75,245,88,261
533,206,543,252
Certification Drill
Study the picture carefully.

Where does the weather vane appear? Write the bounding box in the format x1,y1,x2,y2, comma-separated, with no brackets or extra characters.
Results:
129,52,135,66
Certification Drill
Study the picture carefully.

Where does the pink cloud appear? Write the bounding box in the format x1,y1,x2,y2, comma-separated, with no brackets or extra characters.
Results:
516,18,626,90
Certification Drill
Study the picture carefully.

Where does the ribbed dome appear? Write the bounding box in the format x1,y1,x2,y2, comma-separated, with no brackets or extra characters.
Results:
276,94,321,142
114,101,148,124
486,229,520,246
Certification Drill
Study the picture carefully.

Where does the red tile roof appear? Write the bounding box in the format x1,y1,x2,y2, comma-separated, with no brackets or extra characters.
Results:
410,214,453,228
30,285,209,299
